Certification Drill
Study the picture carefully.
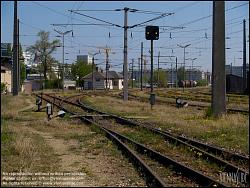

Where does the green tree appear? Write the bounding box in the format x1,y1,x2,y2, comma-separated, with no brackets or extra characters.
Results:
177,66,185,81
19,44,26,85
153,70,168,87
7,43,12,57
27,31,60,88
71,60,95,81
142,75,149,85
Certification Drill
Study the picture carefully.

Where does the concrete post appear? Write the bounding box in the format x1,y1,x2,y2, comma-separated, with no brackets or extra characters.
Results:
12,1,18,96
141,42,143,91
123,7,129,101
243,19,246,91
212,1,226,117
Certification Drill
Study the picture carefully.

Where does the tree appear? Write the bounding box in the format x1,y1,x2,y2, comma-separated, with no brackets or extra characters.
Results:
177,66,185,81
153,70,168,88
71,60,95,80
19,44,26,85
27,31,60,88
71,60,95,88
7,43,12,57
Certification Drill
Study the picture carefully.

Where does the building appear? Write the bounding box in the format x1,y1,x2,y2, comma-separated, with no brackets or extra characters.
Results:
25,74,44,91
1,65,12,92
1,43,12,93
226,74,244,94
225,64,249,77
82,70,123,90
132,68,211,86
77,55,92,64
63,75,76,90
23,51,33,68
1,43,11,58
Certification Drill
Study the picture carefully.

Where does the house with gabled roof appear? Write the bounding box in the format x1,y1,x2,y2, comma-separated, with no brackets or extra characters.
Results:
82,70,123,90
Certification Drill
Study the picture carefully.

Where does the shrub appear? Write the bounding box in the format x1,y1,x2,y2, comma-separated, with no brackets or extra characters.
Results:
1,83,6,93
197,79,207,86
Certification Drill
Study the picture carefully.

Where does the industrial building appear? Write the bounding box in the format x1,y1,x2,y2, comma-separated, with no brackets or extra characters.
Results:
77,55,92,64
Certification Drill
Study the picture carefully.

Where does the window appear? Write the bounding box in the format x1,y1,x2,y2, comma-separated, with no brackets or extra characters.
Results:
96,78,100,82
113,80,118,86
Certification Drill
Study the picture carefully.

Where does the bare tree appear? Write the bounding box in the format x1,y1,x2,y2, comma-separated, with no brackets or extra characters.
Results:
27,31,60,88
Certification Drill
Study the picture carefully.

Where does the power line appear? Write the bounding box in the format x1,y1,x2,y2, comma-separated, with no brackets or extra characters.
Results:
70,9,123,12
69,10,123,28
129,13,174,28
178,2,248,27
32,1,118,30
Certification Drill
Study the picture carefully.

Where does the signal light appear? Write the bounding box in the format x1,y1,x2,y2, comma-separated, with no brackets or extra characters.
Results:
145,26,159,40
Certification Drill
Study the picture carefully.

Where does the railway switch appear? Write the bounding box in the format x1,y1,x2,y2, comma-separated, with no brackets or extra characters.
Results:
150,93,156,105
57,110,66,118
36,97,42,111
46,103,53,120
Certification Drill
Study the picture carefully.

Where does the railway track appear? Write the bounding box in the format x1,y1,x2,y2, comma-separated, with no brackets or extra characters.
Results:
119,93,249,115
37,93,228,187
36,92,249,186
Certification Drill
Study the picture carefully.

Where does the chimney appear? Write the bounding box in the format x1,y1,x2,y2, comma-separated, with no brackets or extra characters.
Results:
96,66,99,72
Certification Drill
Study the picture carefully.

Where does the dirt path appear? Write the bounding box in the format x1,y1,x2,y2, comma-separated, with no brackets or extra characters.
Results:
16,96,145,186
18,124,98,187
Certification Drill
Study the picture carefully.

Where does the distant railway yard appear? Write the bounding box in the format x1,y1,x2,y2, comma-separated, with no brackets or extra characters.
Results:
1,87,249,187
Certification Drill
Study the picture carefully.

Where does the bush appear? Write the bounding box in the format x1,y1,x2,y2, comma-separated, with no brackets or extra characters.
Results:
1,83,6,93
197,79,207,86
45,80,62,89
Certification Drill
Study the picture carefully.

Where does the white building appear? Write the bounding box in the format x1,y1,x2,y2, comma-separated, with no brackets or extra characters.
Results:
77,55,92,64
82,70,123,90
23,51,33,67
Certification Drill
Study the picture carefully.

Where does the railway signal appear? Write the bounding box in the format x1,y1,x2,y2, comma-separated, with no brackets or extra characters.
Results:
145,26,159,109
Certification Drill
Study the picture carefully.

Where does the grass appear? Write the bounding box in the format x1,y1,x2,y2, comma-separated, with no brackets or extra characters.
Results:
130,88,249,109
1,93,147,187
1,94,60,173
81,94,249,155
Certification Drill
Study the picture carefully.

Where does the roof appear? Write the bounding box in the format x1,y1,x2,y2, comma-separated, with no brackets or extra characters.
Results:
1,65,10,71
107,71,123,79
82,71,123,80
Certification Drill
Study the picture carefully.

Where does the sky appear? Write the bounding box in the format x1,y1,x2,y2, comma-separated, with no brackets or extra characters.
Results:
1,1,249,73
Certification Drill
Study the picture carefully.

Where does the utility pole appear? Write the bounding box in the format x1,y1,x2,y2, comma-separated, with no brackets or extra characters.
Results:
138,58,140,88
157,51,160,87
186,58,197,80
17,18,20,92
177,44,191,92
132,59,134,88
171,62,173,87
62,34,65,91
212,1,226,117
106,49,109,90
177,44,191,81
92,56,95,90
54,29,72,92
12,0,18,96
123,7,129,101
141,42,143,91
175,57,178,89
91,51,100,91
243,19,246,91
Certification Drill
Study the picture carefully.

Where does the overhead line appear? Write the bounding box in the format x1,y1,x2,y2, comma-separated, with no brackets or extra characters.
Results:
129,13,174,28
69,10,123,28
